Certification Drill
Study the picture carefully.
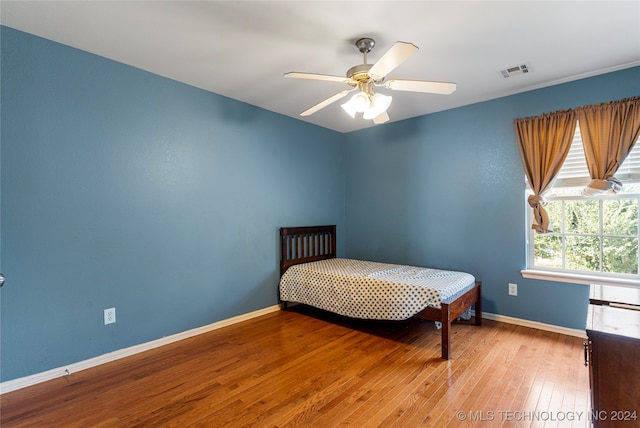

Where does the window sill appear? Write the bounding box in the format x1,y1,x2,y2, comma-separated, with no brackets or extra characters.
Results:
521,269,640,288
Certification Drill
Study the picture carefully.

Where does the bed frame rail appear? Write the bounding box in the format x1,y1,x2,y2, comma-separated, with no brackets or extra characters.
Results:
280,225,337,276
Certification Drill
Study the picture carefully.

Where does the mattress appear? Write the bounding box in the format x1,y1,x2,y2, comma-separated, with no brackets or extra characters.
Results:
279,258,476,321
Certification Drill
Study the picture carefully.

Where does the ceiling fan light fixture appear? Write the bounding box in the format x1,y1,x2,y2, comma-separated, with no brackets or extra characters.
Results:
341,91,371,117
352,91,371,112
363,93,392,120
341,101,357,118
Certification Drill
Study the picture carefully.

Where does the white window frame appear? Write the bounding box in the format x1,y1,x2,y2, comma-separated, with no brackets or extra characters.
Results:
522,126,640,287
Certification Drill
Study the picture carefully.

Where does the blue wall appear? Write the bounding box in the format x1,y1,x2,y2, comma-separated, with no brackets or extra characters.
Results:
344,67,640,330
0,27,345,381
2,25,639,383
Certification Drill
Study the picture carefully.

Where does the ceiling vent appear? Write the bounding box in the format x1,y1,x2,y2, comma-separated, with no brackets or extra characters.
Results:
498,62,533,79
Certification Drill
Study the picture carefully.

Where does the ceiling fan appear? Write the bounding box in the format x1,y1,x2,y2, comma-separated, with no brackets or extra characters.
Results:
284,37,456,124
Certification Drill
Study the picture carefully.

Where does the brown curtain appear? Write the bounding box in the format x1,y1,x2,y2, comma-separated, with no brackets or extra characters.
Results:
515,110,577,233
576,96,640,196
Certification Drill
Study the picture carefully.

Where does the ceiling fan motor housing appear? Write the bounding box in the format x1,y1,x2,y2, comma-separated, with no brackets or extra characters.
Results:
346,64,374,83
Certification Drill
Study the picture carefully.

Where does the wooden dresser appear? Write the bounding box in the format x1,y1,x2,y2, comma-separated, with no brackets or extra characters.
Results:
585,284,640,427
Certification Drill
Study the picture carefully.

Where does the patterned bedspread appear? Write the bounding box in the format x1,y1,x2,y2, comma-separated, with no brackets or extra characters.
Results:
279,258,476,321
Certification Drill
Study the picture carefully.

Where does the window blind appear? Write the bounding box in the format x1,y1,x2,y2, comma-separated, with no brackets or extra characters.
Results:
553,124,640,189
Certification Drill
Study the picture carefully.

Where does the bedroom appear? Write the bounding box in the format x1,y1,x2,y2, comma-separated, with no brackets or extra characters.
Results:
1,1,639,425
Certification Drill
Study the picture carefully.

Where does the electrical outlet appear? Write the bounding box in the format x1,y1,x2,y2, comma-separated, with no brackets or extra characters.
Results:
508,283,518,296
104,307,116,325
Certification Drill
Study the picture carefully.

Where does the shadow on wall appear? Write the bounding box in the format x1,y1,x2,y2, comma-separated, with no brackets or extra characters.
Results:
212,94,262,124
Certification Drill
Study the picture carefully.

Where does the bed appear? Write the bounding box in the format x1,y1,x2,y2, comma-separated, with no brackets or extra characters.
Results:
279,225,482,360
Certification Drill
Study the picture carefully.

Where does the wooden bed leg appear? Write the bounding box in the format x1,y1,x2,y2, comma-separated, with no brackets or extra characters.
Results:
441,304,451,360
475,281,482,326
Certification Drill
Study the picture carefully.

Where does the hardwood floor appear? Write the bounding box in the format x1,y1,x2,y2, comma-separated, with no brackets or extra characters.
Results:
1,306,590,427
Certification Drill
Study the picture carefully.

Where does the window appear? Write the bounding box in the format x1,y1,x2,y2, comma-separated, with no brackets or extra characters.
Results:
526,125,640,284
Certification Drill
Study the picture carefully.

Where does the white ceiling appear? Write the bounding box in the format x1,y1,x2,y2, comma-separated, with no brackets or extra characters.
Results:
2,1,639,133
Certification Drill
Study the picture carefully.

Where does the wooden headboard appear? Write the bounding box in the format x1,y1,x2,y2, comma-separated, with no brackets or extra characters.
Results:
280,225,336,275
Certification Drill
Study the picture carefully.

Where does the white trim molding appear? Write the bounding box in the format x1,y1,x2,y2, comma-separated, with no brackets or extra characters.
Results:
522,269,640,288
0,305,280,395
479,311,587,339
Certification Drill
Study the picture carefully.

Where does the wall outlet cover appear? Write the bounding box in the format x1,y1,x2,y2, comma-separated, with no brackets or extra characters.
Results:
104,307,116,325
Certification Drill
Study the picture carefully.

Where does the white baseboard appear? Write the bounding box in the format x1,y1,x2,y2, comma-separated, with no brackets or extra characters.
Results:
478,311,587,339
1,307,586,394
0,305,280,395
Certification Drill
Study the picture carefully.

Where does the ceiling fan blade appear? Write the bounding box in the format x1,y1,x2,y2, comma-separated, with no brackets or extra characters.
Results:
300,90,352,116
368,41,418,80
373,111,390,124
383,79,456,95
284,72,352,84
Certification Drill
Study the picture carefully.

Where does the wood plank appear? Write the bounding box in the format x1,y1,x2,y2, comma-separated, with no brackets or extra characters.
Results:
1,306,590,427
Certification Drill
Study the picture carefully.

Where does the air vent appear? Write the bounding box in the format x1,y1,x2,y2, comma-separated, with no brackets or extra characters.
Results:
498,62,533,79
